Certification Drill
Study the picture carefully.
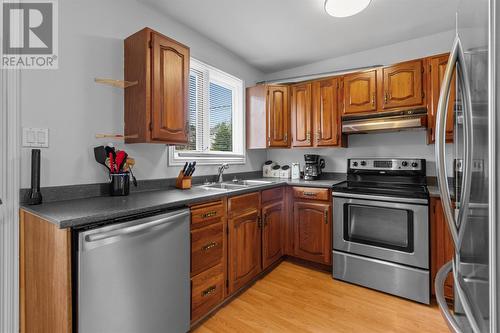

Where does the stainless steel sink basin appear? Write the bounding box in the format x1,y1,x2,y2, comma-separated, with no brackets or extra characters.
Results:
200,183,248,191
227,180,274,186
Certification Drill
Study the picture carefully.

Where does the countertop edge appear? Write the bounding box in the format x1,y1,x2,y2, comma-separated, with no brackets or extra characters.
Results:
20,179,342,229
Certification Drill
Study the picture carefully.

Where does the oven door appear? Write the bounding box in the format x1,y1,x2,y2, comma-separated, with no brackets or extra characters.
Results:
333,194,429,269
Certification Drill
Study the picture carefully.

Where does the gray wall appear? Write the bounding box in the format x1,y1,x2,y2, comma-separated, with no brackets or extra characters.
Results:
20,0,266,188
265,30,457,176
267,131,454,176
20,3,459,187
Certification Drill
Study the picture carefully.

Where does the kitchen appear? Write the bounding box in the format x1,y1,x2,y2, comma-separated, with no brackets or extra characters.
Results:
0,0,497,332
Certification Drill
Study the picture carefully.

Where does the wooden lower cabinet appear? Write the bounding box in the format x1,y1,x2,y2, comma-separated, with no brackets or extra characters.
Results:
190,199,227,323
293,199,332,265
20,210,72,333
228,193,262,294
262,197,284,270
191,264,225,323
430,197,454,300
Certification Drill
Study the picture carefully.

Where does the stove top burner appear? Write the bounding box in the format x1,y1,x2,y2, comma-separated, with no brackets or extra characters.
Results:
333,158,429,200
332,181,429,199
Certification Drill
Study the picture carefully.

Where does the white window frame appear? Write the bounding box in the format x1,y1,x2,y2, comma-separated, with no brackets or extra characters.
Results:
168,58,245,166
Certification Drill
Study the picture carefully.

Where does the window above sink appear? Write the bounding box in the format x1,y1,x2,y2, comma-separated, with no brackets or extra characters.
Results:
168,58,245,166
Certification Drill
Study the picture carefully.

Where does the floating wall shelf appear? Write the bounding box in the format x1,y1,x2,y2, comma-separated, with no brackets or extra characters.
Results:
94,78,138,88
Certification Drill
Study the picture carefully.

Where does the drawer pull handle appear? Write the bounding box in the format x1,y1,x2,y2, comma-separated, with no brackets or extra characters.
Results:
202,285,217,297
201,242,218,251
303,192,317,197
201,211,217,219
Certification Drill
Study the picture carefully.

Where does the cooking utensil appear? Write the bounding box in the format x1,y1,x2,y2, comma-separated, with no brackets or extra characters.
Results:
129,167,138,187
184,162,193,177
109,152,115,173
181,162,188,175
115,151,128,173
94,146,110,171
187,162,196,176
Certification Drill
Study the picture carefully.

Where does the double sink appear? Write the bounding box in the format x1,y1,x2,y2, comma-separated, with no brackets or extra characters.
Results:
200,179,275,191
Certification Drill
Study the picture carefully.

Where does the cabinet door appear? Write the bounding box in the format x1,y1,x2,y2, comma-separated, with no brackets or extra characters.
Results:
428,55,455,143
430,198,454,300
228,210,262,294
293,201,331,264
267,85,290,147
262,201,284,269
151,32,189,143
382,60,423,110
291,83,313,147
343,70,377,114
312,78,340,146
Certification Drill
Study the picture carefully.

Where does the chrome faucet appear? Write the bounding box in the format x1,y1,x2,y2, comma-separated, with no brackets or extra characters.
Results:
217,163,229,183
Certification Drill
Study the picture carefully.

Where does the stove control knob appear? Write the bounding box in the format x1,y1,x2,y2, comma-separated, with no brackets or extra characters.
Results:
360,161,367,166
401,161,408,167
352,161,358,167
411,162,418,168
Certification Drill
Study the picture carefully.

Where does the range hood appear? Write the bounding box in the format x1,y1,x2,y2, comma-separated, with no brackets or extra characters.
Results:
342,108,428,134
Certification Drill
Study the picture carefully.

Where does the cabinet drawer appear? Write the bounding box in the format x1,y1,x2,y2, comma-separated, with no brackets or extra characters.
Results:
191,263,224,323
293,187,330,201
261,186,284,204
191,222,224,276
228,192,260,217
191,201,225,228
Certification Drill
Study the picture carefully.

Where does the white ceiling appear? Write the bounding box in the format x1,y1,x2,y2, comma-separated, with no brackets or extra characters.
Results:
141,0,458,73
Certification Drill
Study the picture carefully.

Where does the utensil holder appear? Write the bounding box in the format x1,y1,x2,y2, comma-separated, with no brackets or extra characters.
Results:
110,172,130,196
175,170,192,189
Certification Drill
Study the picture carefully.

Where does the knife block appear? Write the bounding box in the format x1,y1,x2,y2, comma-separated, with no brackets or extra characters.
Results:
175,170,192,190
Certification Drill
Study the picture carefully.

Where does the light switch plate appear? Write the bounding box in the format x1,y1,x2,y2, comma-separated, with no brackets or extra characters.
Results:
22,128,49,148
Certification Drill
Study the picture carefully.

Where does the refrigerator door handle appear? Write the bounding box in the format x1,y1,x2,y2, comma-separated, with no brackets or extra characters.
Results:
435,35,480,333
435,261,463,333
435,35,473,251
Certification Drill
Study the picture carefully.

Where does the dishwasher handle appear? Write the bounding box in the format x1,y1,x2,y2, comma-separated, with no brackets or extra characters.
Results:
85,210,190,243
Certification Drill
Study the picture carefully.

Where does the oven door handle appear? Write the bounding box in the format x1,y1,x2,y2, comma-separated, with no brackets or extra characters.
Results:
332,192,428,205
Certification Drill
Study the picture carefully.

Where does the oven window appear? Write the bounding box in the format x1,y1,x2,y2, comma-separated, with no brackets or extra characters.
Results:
343,204,414,253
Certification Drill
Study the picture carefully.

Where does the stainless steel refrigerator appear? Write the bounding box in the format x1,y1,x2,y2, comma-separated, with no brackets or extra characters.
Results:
434,0,498,332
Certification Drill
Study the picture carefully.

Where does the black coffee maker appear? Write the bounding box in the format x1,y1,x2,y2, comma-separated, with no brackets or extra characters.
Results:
303,154,325,180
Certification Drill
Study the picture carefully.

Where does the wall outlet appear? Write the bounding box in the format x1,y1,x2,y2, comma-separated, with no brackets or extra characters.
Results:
22,128,49,148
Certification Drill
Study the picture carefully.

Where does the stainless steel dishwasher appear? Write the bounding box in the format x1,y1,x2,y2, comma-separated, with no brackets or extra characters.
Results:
76,208,190,333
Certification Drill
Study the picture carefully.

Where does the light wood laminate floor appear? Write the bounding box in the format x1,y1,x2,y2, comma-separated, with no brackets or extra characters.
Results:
195,261,449,333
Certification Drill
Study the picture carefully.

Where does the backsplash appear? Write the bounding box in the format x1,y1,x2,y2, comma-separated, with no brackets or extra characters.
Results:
266,131,454,177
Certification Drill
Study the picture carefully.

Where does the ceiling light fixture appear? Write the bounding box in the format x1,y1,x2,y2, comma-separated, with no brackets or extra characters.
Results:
324,0,372,18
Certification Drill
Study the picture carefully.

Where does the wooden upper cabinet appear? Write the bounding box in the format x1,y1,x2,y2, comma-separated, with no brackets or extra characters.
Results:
262,200,284,270
267,85,290,147
291,83,313,147
381,60,424,110
125,27,189,144
428,54,455,144
343,70,377,114
293,200,332,265
151,32,189,143
246,85,268,149
312,78,340,146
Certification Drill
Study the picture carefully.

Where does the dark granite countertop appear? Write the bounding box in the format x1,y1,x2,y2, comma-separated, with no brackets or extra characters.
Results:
21,176,346,229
